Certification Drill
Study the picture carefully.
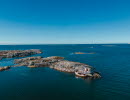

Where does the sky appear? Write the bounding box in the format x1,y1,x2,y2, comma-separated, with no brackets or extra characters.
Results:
0,0,130,44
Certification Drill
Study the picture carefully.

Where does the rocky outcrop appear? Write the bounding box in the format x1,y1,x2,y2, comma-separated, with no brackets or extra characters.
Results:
50,60,92,73
14,56,42,64
0,49,42,59
0,66,11,71
14,56,91,72
13,56,101,78
14,56,64,68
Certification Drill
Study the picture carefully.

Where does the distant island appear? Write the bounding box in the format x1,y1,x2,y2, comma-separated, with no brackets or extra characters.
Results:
74,52,95,54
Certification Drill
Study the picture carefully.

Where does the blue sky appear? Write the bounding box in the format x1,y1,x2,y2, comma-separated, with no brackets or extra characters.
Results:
0,0,130,44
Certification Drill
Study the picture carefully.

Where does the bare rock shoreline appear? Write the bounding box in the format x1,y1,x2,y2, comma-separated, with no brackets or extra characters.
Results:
14,56,101,78
0,49,101,79
0,49,42,60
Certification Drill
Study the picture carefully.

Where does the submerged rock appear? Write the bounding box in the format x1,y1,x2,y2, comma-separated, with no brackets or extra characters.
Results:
0,49,42,59
74,52,87,54
74,52,95,54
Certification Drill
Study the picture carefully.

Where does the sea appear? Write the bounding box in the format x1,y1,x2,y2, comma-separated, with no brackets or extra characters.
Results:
0,44,130,100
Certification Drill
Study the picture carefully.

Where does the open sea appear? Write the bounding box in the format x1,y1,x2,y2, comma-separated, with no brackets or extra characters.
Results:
0,44,130,100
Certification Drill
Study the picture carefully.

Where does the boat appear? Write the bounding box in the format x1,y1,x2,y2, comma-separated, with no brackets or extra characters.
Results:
75,71,92,77
75,71,87,77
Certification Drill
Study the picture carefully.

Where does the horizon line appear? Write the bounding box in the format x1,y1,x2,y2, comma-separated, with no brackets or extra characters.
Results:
0,43,128,45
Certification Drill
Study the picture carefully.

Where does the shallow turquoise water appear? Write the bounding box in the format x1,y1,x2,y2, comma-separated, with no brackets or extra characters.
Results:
0,44,130,100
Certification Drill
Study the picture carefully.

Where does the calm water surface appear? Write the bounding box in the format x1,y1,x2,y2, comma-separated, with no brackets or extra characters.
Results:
0,44,130,100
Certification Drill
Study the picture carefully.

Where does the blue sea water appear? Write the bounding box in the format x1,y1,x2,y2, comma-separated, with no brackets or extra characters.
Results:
0,44,130,100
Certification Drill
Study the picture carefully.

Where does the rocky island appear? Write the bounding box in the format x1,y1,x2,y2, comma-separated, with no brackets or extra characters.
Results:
0,49,101,79
0,49,42,60
14,56,101,78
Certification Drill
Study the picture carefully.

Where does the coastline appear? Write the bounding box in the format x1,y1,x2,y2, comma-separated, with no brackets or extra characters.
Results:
0,49,101,79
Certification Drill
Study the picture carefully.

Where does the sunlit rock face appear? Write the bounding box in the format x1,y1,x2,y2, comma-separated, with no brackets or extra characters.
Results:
50,60,92,73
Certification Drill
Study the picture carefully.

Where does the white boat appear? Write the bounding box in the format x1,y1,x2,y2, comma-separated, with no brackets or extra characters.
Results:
75,71,92,77
75,71,87,77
